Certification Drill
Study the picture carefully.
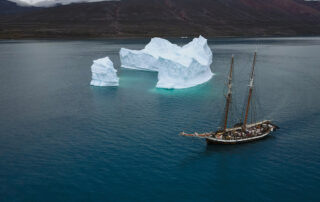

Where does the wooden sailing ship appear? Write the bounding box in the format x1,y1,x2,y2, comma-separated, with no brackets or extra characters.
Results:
180,52,279,144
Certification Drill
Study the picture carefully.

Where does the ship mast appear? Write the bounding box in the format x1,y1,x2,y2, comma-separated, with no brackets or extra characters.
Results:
223,55,234,132
243,52,257,129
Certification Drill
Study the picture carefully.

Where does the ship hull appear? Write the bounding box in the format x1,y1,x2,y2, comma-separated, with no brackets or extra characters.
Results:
206,120,277,144
206,130,271,144
180,120,278,145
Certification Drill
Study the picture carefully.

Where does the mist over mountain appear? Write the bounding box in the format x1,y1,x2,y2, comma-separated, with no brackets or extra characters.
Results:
7,0,118,7
0,0,39,14
1,0,320,39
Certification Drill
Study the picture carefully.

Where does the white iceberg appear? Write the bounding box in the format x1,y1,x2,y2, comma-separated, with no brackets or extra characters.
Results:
90,56,119,86
119,36,213,89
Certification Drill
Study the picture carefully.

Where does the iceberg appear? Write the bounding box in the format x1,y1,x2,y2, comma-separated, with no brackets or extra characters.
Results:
90,56,119,86
120,37,180,72
119,36,213,89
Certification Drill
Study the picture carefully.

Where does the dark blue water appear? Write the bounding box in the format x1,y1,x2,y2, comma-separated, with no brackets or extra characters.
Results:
0,37,320,201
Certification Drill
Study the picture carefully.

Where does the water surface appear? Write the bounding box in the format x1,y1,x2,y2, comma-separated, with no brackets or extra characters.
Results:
0,37,320,201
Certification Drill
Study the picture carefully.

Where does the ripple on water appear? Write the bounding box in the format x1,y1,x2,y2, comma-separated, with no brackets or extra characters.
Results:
1,38,320,201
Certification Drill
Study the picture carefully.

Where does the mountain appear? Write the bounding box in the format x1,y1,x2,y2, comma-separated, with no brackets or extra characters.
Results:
295,0,320,11
0,0,38,15
1,0,320,39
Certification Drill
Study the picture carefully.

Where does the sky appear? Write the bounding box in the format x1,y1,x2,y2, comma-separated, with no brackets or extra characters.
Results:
8,0,117,7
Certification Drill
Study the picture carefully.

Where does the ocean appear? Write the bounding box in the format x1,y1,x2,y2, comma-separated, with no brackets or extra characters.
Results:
0,37,319,201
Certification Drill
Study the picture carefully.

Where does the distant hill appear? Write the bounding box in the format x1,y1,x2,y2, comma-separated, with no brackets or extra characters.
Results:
1,0,320,39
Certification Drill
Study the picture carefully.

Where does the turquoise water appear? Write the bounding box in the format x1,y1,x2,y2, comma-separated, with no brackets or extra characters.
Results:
0,37,320,201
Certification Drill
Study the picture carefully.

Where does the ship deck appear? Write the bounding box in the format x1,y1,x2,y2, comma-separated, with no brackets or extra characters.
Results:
180,120,277,144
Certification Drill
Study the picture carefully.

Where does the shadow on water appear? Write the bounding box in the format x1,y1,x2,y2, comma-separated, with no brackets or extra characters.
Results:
90,85,119,96
205,135,275,151
179,110,320,168
178,134,276,167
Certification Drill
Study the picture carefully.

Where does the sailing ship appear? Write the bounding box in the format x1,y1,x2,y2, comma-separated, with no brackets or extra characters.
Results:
180,52,279,144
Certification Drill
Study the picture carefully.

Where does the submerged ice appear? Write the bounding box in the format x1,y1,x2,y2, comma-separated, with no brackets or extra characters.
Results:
90,56,119,86
119,36,213,89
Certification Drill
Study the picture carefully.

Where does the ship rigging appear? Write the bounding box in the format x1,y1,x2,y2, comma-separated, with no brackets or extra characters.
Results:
180,52,279,144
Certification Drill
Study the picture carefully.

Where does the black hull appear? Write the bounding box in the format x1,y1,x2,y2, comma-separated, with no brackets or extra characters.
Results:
206,130,272,145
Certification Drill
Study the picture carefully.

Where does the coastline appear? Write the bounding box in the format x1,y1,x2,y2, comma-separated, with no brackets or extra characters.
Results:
1,33,320,40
